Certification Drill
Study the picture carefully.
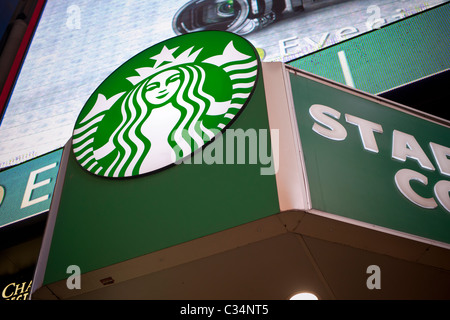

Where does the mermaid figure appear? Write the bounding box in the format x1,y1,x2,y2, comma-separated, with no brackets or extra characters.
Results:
95,63,225,176
72,41,257,177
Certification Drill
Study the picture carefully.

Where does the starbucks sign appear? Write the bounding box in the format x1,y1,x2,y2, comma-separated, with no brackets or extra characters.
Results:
72,31,259,178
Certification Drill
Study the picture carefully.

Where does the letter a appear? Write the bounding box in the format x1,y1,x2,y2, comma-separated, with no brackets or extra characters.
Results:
366,265,381,290
66,265,81,290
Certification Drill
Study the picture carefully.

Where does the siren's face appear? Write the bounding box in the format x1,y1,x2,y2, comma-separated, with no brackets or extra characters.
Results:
144,69,181,106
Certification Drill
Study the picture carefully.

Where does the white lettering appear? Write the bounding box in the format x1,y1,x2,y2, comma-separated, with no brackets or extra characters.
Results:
392,130,435,171
180,304,214,317
279,36,299,56
304,32,330,50
434,180,450,212
345,114,383,153
430,142,450,177
309,104,449,213
394,169,437,209
336,26,359,41
309,104,347,141
20,163,57,209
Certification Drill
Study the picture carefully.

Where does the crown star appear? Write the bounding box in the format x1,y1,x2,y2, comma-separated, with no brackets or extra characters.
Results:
150,45,179,69
126,45,203,85
126,41,251,86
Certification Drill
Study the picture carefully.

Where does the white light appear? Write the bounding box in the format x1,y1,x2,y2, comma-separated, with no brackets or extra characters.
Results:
289,292,319,300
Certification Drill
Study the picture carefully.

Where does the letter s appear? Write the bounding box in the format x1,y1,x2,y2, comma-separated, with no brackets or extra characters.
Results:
309,104,347,141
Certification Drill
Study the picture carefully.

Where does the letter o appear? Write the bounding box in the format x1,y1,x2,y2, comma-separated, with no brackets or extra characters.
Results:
434,180,450,213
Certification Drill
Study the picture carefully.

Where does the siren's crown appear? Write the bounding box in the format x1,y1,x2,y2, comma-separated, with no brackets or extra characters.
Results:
126,41,251,86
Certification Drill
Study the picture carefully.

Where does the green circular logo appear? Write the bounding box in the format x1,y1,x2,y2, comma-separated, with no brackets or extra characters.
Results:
72,31,259,178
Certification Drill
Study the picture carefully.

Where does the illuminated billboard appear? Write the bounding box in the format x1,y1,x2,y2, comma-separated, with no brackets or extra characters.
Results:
0,0,448,169
288,3,450,94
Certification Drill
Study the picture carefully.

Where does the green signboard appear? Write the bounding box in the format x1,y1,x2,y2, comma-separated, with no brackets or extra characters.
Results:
36,31,280,288
287,3,450,94
289,70,450,245
0,149,62,228
32,31,450,298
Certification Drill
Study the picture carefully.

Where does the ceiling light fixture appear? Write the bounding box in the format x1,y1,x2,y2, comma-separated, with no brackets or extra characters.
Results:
289,292,319,300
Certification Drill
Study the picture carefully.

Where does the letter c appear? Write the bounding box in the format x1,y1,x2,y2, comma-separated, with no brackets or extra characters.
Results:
2,283,15,299
394,169,437,209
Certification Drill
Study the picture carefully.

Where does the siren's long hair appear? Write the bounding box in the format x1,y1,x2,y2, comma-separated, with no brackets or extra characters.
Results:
105,64,216,177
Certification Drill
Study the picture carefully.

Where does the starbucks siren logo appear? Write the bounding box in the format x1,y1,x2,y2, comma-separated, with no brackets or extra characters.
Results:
72,31,259,178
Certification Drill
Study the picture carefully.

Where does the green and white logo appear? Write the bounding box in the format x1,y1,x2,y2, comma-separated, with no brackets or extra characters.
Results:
72,31,259,178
